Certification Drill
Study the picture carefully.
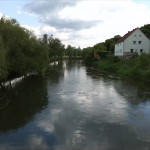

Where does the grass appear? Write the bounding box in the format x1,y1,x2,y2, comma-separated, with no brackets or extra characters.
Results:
93,54,150,81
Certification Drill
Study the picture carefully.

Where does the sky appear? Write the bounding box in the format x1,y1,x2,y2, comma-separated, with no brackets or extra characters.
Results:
0,0,150,48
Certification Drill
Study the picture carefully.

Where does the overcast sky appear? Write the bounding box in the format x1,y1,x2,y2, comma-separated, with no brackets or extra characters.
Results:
0,0,150,48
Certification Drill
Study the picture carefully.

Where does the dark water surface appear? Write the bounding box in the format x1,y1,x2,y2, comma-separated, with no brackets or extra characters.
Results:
0,60,150,150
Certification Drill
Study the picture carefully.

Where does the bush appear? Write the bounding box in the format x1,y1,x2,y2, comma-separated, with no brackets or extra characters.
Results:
92,54,150,81
108,56,120,63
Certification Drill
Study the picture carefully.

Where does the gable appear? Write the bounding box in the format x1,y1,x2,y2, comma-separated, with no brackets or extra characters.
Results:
124,28,150,43
116,28,138,44
116,28,150,44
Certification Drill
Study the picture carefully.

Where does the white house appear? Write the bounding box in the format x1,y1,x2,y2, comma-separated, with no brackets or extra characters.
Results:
114,28,150,57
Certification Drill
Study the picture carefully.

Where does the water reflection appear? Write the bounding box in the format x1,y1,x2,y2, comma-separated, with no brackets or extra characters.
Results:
0,60,150,150
47,61,64,84
114,79,150,105
37,61,150,149
86,67,150,105
85,67,150,149
0,76,48,133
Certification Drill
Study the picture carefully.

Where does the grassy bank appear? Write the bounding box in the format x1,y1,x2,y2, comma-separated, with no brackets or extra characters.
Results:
93,54,150,81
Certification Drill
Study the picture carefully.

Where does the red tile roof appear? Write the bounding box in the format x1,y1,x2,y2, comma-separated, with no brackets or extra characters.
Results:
116,28,139,44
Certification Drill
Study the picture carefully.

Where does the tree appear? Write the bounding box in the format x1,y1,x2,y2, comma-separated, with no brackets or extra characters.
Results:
65,45,74,59
82,47,95,63
65,45,82,59
0,35,8,81
48,36,65,61
0,16,50,79
33,39,49,76
43,34,48,44
94,43,107,59
140,24,150,39
104,35,121,54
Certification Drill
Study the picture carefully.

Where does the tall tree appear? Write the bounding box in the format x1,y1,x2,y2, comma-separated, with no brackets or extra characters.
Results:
43,34,48,44
0,35,8,81
48,36,65,61
0,16,49,79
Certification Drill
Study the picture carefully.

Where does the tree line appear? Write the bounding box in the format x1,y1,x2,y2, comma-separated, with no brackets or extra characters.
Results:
43,34,82,61
81,24,150,80
82,24,150,64
82,35,121,63
0,17,81,84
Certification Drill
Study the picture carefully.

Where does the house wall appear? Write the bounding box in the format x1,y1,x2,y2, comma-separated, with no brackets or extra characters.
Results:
124,29,150,55
114,42,124,56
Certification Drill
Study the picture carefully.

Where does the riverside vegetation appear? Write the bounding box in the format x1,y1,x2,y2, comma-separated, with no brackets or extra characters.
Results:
1,16,150,83
82,46,150,81
92,54,150,81
82,24,150,81
0,17,81,85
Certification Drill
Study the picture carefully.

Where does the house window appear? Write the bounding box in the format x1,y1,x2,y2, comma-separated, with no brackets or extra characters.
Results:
131,49,133,53
139,41,142,44
133,41,136,44
140,49,143,53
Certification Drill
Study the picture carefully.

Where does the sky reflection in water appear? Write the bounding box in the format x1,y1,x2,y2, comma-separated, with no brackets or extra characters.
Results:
0,60,150,150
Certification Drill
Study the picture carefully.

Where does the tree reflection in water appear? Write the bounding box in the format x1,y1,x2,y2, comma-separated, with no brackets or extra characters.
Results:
0,61,150,150
0,76,48,133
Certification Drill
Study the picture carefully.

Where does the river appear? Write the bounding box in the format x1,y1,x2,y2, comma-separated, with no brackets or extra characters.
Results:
0,60,150,150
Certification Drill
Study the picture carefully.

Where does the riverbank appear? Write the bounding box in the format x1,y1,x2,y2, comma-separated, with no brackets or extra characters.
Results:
63,56,82,60
92,54,150,81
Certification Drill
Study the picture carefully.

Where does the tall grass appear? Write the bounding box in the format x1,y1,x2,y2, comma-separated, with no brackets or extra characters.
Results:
94,54,150,81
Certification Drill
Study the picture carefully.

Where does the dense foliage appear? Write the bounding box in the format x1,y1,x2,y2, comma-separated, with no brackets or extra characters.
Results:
82,24,150,64
0,17,81,84
65,45,82,59
93,54,150,80
0,17,50,83
0,35,8,80
1,16,149,83
140,24,150,39
82,24,150,81
47,35,65,61
82,35,121,63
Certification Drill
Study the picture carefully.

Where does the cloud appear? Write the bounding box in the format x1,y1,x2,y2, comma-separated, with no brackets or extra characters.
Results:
24,0,100,30
24,0,76,15
22,24,57,37
42,17,100,30
24,0,150,48
0,12,2,18
28,135,49,150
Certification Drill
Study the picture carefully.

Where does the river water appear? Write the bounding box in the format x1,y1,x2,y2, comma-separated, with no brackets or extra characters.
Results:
0,60,150,150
